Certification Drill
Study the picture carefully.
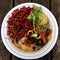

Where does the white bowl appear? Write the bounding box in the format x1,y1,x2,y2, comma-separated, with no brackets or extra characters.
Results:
1,3,58,59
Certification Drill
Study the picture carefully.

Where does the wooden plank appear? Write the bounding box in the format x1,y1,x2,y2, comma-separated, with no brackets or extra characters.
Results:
31,0,50,9
12,56,23,60
51,0,60,60
15,0,31,6
0,0,13,60
12,0,31,60
0,0,12,24
52,38,60,60
12,0,52,60
51,0,60,25
35,52,51,60
0,40,10,60
31,0,52,60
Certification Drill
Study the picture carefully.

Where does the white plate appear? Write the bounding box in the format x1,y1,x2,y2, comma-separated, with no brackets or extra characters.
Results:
1,3,58,59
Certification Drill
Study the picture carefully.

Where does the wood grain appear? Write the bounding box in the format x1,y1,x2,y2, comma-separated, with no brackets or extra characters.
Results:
12,55,23,60
0,39,10,60
15,0,31,6
32,0,52,60
12,0,31,60
31,0,50,9
51,0,60,60
0,0,59,60
0,0,12,60
0,0,12,25
12,0,52,60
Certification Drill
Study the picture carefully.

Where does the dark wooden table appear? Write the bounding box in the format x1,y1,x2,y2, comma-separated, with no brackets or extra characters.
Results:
0,0,60,60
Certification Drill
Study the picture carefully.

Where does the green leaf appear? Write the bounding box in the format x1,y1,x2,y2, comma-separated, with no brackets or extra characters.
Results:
42,23,50,29
27,11,32,20
27,5,44,26
27,11,36,23
33,5,42,13
38,13,44,22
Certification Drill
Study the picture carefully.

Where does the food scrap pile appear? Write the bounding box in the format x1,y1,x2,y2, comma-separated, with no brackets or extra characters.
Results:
7,5,52,52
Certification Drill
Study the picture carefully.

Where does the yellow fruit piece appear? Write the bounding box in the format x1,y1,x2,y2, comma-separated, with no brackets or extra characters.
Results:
39,12,48,26
47,33,52,40
21,37,27,43
20,44,33,52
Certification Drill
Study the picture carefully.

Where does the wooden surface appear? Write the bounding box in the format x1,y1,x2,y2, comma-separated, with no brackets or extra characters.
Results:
0,0,60,60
